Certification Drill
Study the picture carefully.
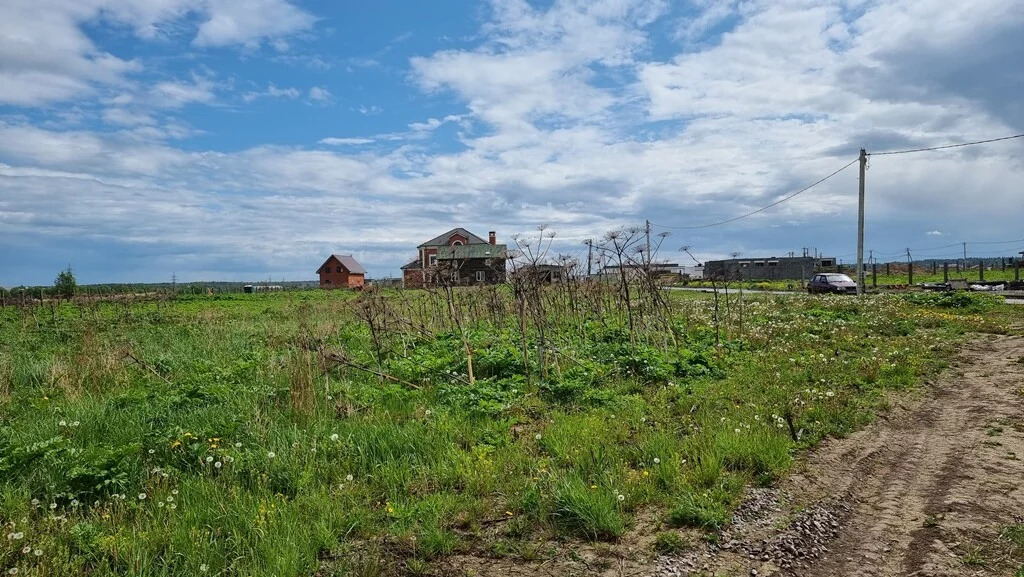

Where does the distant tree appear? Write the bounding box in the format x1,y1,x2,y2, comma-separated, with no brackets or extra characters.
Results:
54,266,77,299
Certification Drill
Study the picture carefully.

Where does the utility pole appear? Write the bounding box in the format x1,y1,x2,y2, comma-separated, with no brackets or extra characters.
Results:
585,239,593,277
962,242,967,278
856,148,867,295
645,220,652,265
906,248,913,285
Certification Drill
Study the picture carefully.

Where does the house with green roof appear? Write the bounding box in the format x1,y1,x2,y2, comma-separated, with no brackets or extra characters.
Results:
401,228,507,288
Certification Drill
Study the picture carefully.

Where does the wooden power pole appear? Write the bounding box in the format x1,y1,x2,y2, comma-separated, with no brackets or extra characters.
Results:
856,148,867,295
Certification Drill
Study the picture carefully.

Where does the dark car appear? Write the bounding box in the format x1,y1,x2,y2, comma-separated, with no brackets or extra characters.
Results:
808,273,857,294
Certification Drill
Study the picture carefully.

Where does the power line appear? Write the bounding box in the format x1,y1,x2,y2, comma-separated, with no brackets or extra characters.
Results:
651,157,859,230
868,133,1024,156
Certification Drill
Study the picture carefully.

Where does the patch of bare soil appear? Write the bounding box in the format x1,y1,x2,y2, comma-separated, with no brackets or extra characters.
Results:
698,333,1024,577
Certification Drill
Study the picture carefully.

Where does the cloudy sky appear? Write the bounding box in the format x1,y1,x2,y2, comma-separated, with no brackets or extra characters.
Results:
1,0,1022,285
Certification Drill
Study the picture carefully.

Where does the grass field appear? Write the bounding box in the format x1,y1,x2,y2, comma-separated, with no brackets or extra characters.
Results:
0,285,1018,576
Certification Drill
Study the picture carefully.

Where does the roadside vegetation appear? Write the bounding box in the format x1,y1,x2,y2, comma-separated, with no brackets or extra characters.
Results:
0,275,1017,576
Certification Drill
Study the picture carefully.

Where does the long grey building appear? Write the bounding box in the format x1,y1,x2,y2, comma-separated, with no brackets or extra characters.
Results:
703,256,837,281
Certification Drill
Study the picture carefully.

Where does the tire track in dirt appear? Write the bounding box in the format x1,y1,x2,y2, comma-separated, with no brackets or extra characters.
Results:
705,334,1024,577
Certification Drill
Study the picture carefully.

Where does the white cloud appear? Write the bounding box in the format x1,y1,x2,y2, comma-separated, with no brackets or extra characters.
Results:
926,230,944,236
193,0,316,47
102,108,158,126
308,86,332,102
242,83,301,102
318,137,376,146
150,76,218,108
0,0,314,107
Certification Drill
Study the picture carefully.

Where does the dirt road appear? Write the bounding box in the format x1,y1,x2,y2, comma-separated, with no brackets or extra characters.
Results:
704,334,1024,577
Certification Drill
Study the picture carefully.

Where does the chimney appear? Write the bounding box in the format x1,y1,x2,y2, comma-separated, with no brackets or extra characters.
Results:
488,231,496,245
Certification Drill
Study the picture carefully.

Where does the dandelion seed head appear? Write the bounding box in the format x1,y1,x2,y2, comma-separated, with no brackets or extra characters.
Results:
267,452,275,459
346,474,354,482
148,449,155,454
21,546,30,554
235,442,242,448
653,458,661,464
214,462,222,469
59,420,67,426
617,494,625,502
138,493,147,500
33,550,41,557
330,433,339,442
534,433,542,440
205,456,214,463
200,564,208,572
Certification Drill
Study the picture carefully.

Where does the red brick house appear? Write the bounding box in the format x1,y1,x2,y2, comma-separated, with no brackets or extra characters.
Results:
317,254,366,289
402,228,507,288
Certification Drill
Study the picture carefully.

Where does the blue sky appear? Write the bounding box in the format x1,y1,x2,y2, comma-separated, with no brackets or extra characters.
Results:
1,0,1022,285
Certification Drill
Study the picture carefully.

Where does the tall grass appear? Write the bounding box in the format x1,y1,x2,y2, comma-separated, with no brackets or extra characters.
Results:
0,287,1011,576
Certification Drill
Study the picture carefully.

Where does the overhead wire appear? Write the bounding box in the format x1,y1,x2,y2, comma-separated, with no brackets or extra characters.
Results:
868,133,1024,156
650,157,859,231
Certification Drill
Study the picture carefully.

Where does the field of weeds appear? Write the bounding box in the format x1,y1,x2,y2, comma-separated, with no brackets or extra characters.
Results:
0,282,1015,576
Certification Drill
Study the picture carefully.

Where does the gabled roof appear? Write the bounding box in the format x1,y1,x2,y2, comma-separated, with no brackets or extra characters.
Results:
318,254,366,275
417,228,489,248
400,259,422,270
435,244,508,260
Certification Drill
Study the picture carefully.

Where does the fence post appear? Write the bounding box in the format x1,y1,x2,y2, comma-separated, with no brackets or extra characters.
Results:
932,261,937,275
1016,259,1021,282
886,262,890,276
943,262,949,283
979,260,984,282
908,261,913,286
872,262,877,289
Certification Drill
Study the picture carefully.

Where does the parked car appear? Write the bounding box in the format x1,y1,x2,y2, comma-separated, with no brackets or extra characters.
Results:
808,273,857,294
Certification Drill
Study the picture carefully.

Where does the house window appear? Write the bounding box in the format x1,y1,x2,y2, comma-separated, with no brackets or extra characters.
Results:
768,261,779,267
476,270,486,282
336,266,342,273
452,240,463,246
754,261,764,267
428,254,437,267
325,279,332,284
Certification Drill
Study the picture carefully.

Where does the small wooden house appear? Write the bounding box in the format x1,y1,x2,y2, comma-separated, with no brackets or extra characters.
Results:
317,254,366,289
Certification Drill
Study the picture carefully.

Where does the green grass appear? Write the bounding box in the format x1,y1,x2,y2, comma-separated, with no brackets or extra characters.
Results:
0,288,1018,576
652,531,692,555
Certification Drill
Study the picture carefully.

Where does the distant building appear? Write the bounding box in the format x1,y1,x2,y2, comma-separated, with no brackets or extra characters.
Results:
703,256,835,281
599,261,703,280
401,228,507,288
316,254,366,289
243,285,283,293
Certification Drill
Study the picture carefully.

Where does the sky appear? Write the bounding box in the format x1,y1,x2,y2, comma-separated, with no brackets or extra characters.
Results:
1,0,1022,285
